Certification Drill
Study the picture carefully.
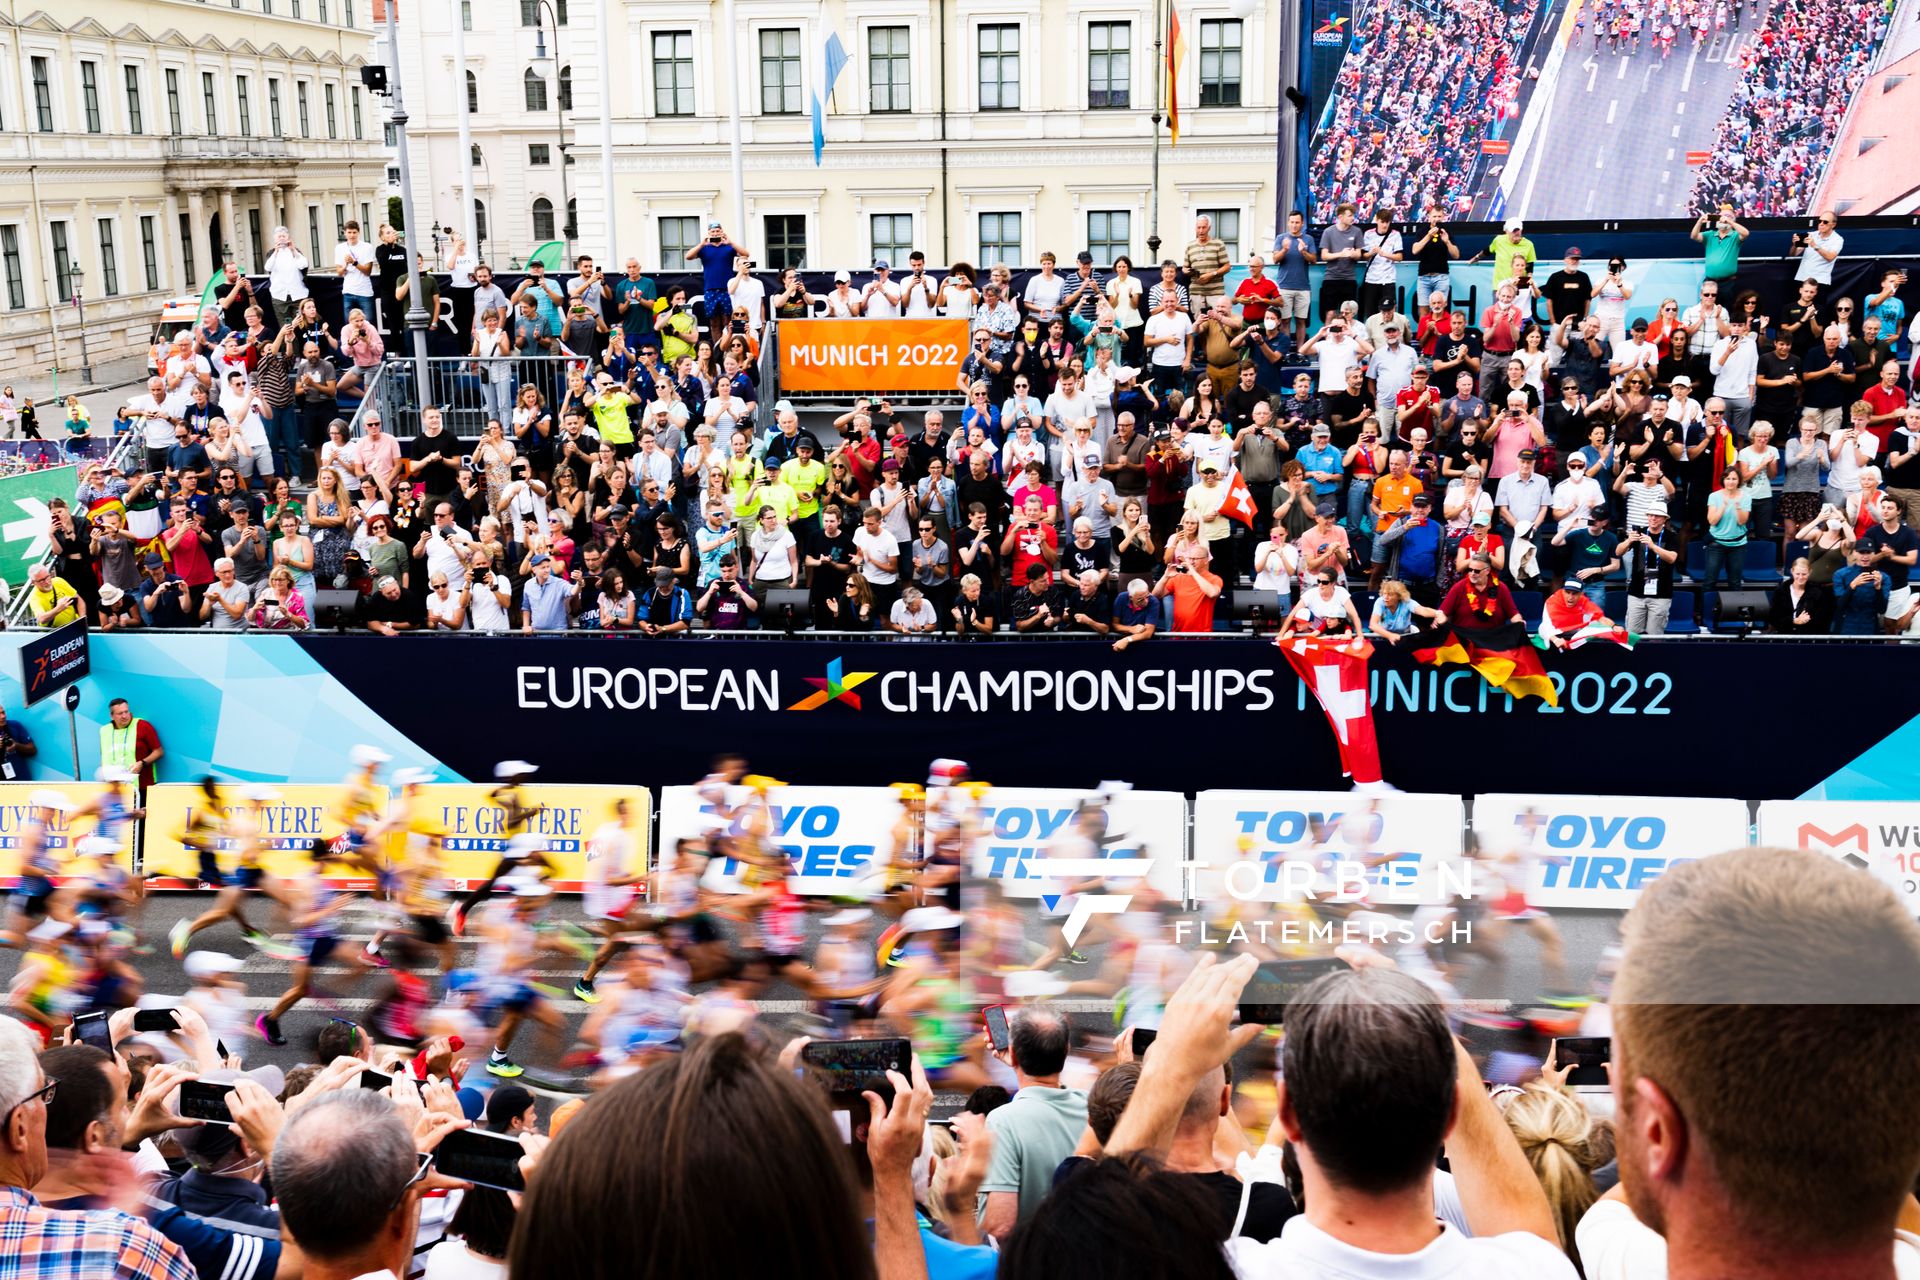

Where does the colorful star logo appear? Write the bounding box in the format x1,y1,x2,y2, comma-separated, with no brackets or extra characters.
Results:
788,656,878,711
1313,15,1349,36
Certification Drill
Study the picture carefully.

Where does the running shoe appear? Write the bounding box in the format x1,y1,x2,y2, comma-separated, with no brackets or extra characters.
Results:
1065,950,1091,965
362,941,389,968
485,1053,523,1078
446,904,468,937
256,1015,287,1047
572,977,600,1004
168,920,192,960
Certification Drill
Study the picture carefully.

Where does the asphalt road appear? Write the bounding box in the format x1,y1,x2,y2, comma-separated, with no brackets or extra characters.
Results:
7,892,1625,1106
1510,0,1764,219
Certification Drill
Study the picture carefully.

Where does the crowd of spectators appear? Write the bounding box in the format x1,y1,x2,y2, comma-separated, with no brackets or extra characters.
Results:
0,844,1912,1280
1689,0,1892,217
21,210,1920,640
1306,0,1542,223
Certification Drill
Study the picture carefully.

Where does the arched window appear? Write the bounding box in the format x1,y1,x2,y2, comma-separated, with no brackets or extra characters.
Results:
473,199,489,245
466,71,478,114
559,65,572,112
470,143,482,168
524,69,548,112
566,197,577,239
531,198,554,241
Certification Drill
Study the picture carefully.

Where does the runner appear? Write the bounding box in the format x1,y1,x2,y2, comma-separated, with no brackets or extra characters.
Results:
1478,807,1573,993
170,784,288,957
476,881,576,1078
255,858,381,1047
4,790,74,949
365,769,456,975
330,744,394,887
574,797,648,1001
450,760,552,932
576,939,689,1076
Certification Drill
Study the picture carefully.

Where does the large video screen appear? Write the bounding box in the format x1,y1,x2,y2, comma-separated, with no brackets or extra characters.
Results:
1304,0,1905,223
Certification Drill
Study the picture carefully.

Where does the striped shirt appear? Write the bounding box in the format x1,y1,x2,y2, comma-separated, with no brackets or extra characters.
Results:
1184,238,1232,296
0,1187,194,1280
1147,282,1190,315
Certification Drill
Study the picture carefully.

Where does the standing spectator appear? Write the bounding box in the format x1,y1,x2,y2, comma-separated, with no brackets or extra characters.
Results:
1791,211,1843,297
1183,216,1231,319
1357,209,1403,320
334,221,377,317
1542,247,1592,326
1316,203,1364,320
1691,206,1749,285
1143,293,1194,398
1618,501,1679,634
100,697,162,791
978,1006,1087,1239
520,554,571,632
1409,204,1459,310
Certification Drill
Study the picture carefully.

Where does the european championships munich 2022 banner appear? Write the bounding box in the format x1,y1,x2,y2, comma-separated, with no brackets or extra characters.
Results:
1303,0,1918,223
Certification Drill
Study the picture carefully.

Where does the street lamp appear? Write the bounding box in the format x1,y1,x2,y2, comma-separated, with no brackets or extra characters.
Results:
529,3,572,265
69,264,92,384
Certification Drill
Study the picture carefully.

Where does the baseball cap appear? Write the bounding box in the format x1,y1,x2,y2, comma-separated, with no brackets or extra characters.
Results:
1315,501,1337,517
143,553,165,569
1566,455,1587,466
1410,493,1431,507
881,458,900,472
872,259,890,271
654,566,676,581
1669,374,1692,388
795,438,815,451
833,269,851,283
1517,448,1540,461
1565,246,1583,258
1472,509,1492,525
486,1085,536,1131
1560,577,1585,591
1077,250,1094,263
773,399,795,414
1311,424,1331,436
889,433,909,447
1198,460,1220,473
349,745,391,767
608,504,631,518
529,553,551,565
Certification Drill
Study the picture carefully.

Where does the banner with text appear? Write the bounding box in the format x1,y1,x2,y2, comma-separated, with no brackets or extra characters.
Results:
142,784,384,886
776,318,969,395
1473,793,1749,910
0,783,115,885
1756,800,1920,917
658,784,1186,898
385,784,651,890
1190,790,1466,904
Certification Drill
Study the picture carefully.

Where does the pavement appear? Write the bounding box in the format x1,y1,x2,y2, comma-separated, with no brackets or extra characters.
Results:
6,892,1625,1110
1507,0,1765,219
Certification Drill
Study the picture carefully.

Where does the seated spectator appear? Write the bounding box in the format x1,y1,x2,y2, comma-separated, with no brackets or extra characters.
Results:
424,573,467,631
247,566,310,631
1013,565,1069,633
887,584,939,636
638,566,694,636
1111,577,1159,651
26,564,81,627
1767,557,1833,634
597,569,639,631
358,575,417,635
1287,569,1363,636
951,572,996,638
820,573,876,632
1369,577,1442,643
1062,571,1113,636
199,558,252,632
139,554,195,628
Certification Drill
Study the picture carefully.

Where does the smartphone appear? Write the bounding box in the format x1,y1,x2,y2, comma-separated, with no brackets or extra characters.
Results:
800,1038,913,1101
1129,1027,1158,1055
132,1008,180,1034
73,1012,111,1053
359,1069,395,1092
179,1080,236,1126
1553,1036,1612,1088
433,1127,527,1192
984,1006,1010,1053
1238,957,1349,1025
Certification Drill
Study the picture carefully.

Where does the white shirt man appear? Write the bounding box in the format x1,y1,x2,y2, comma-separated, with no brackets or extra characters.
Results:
337,230,377,299
1551,458,1605,532
1144,304,1193,369
264,235,310,301
421,511,474,591
853,518,899,585
1610,326,1659,378
1709,325,1759,400
899,261,940,318
1795,216,1843,285
1306,325,1363,394
862,266,902,319
163,347,213,417
128,379,177,453
219,379,273,469
1681,293,1729,359
727,261,767,333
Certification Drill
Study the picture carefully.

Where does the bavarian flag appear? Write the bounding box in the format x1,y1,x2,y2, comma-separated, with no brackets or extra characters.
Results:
1409,619,1559,705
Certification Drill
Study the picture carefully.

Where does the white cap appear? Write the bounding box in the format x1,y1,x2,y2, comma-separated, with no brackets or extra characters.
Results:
75,835,120,858
494,759,538,780
900,906,964,934
391,768,432,788
1646,501,1669,517
241,784,282,802
96,766,135,784
834,268,851,283
1093,781,1134,797
1503,217,1524,233
824,908,872,928
184,952,245,980
350,745,391,767
29,789,72,813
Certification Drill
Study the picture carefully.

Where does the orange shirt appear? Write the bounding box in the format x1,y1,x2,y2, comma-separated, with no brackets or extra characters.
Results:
1371,473,1423,531
1167,567,1222,633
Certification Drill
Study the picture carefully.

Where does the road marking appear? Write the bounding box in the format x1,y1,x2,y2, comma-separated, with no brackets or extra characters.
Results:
1617,56,1629,80
1661,170,1671,185
1676,100,1685,114
1606,98,1618,124
1586,188,1597,213
1667,148,1675,160
1642,62,1656,91
1585,57,1598,91
1684,48,1698,92
1672,123,1681,137
1595,149,1607,169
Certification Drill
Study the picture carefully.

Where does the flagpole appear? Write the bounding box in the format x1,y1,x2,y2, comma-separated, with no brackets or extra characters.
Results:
1148,0,1164,261
597,0,617,264
723,0,747,237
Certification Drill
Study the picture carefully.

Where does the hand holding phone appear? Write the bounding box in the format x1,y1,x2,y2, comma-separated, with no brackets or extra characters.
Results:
73,1012,112,1052
179,1080,237,1126
432,1128,528,1192
1551,1036,1611,1087
800,1038,913,1102
984,1006,1010,1053
1237,957,1349,1025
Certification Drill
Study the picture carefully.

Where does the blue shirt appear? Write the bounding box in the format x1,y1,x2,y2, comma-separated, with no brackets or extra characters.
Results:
1,720,33,780
1295,443,1344,497
1391,517,1443,579
695,242,735,292
1271,233,1314,291
1832,565,1888,634
150,1169,278,1234
1114,594,1158,628
522,573,572,630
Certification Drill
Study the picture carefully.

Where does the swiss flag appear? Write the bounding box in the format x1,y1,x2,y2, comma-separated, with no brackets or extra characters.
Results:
1278,636,1383,785
1217,467,1258,527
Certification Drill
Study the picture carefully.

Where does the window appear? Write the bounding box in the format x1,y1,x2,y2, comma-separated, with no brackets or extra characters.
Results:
124,66,143,134
521,0,536,22
306,207,319,266
658,215,697,269
248,209,262,269
473,199,488,246
361,202,370,233
385,165,399,185
383,122,395,147
870,214,912,266
324,83,337,138
559,65,572,111
30,57,52,132
202,72,218,135
759,28,801,115
318,0,327,20
566,198,576,239
344,0,353,25
297,81,310,136
183,212,197,284
96,219,118,296
0,227,22,310
461,1,471,31
291,0,299,15
81,62,101,133
524,69,547,113
652,31,693,116
334,204,347,244
978,24,1019,110
236,75,251,135
50,223,73,303
764,214,806,270
1088,23,1130,109
140,216,159,292
1197,208,1241,258
979,211,1021,263
268,78,282,135
471,143,483,167
466,71,478,114
528,144,551,166
350,86,362,138
869,26,910,113
1087,210,1130,262
165,69,182,134
1198,19,1243,108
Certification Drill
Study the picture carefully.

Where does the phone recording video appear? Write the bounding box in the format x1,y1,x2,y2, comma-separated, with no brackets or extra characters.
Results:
1237,957,1349,1025
983,1006,1010,1053
800,1038,913,1102
132,1008,181,1035
359,1069,396,1092
179,1080,237,1126
1128,1027,1158,1055
72,1012,111,1053
1552,1036,1612,1088
433,1128,527,1192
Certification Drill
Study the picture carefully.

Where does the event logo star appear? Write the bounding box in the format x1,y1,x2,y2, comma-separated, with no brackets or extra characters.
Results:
788,656,878,711
1313,15,1349,36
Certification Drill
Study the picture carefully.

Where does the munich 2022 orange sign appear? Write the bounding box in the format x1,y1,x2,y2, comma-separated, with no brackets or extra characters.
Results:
777,318,970,394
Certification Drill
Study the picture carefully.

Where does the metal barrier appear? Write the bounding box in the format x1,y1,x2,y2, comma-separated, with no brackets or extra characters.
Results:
757,319,780,409
356,355,587,441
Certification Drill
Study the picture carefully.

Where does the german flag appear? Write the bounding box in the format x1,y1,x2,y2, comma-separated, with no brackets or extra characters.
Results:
1408,619,1559,705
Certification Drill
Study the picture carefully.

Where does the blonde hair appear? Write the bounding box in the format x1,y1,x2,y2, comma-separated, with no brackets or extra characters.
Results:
922,1124,960,1227
1502,1084,1600,1267
1378,578,1409,606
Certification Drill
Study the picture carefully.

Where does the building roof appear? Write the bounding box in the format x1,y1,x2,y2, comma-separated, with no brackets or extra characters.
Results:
1816,47,1920,216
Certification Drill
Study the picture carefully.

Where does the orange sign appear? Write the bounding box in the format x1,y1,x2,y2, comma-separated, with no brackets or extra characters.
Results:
1685,151,1712,165
1480,140,1510,155
777,318,970,394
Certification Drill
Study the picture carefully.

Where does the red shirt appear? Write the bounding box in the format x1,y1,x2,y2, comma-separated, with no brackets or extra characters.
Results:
1439,576,1520,629
1233,276,1281,324
162,522,217,587
1394,384,1440,436
1416,311,1451,356
1862,384,1908,447
1007,520,1057,584
1166,566,1222,633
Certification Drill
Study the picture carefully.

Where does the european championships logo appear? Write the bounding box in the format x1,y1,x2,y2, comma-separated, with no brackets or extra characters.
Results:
788,657,879,711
